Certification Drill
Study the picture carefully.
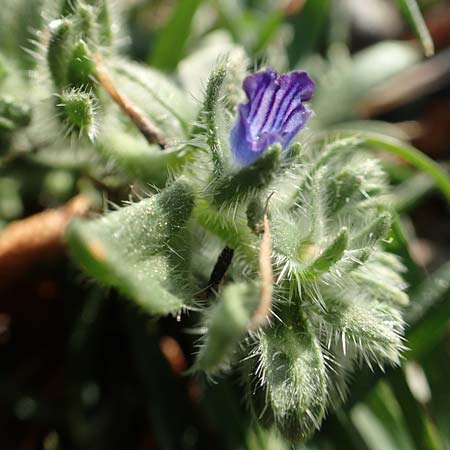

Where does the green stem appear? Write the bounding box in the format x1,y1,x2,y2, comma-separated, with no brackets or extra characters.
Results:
191,65,226,176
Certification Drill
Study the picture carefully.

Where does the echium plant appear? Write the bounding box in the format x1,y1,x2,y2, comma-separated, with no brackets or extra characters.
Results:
14,0,407,444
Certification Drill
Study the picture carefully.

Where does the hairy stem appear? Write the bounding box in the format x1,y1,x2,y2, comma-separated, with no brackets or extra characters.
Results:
206,246,234,298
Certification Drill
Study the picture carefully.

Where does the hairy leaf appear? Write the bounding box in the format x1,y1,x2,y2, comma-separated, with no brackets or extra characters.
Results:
66,180,195,315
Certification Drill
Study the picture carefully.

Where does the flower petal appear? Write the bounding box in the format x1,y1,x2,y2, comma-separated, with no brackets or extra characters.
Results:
230,68,315,166
280,104,312,147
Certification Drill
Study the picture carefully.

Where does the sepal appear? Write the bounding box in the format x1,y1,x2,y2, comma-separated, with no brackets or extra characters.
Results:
212,145,281,204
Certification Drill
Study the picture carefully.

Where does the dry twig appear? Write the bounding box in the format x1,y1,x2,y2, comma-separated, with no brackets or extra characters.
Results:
251,193,274,328
0,195,92,287
94,53,168,149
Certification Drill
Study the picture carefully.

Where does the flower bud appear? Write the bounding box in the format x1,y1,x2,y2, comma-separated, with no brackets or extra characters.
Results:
248,316,327,443
57,88,98,140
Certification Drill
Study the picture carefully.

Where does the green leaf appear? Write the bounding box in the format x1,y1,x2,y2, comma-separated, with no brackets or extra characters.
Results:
47,18,74,90
300,228,349,280
327,169,364,214
73,1,97,41
95,0,114,46
66,39,96,89
324,296,405,366
194,282,259,373
352,269,409,307
111,58,196,138
148,0,203,71
192,199,258,276
333,260,449,407
61,0,114,45
66,180,195,315
351,211,392,249
98,130,191,186
394,0,434,57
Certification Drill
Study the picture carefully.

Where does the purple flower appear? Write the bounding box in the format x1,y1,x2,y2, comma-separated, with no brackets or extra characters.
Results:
230,68,315,166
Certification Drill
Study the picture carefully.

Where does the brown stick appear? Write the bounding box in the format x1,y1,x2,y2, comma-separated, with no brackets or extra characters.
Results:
94,53,168,149
0,195,92,287
251,193,274,329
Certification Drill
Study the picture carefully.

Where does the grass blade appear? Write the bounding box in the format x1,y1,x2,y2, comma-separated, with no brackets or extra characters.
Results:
253,9,284,54
385,213,425,291
406,260,450,360
392,172,435,214
394,0,434,57
360,133,450,207
148,0,203,71
288,0,330,65
389,370,443,450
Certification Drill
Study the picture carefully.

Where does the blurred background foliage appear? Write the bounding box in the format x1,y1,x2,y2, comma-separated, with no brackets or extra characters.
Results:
1,0,450,449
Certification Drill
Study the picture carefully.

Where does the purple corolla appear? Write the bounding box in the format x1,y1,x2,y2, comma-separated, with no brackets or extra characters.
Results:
230,68,315,166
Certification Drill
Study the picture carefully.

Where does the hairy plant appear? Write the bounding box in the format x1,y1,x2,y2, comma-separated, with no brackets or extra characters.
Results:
1,0,409,445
